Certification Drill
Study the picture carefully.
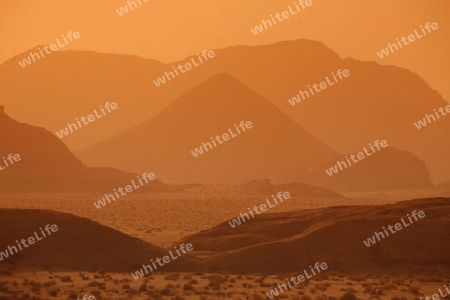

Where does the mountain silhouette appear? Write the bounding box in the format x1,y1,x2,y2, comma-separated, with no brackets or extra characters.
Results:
197,40,450,183
2,40,449,182
0,105,84,170
236,179,344,198
277,147,434,192
79,74,337,184
0,106,167,192
0,49,169,151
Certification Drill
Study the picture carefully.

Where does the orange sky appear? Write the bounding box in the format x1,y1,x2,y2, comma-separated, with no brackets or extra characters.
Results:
1,0,449,101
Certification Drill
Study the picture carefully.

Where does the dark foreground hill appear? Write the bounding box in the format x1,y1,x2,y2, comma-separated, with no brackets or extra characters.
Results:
180,198,450,275
0,209,197,272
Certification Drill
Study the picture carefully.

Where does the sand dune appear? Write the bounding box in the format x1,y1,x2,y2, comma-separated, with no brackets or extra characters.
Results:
181,198,450,275
0,209,197,272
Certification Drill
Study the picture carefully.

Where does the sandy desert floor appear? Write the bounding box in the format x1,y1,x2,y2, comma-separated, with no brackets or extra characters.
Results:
0,189,447,299
0,188,422,247
0,270,449,300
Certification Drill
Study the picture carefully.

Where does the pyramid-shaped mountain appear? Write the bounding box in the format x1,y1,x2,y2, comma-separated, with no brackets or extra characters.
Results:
202,40,450,183
80,74,338,184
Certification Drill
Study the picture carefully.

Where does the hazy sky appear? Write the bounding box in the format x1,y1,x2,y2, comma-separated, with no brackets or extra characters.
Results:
1,0,449,100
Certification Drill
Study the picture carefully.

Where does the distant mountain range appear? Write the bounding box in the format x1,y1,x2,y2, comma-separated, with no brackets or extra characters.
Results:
0,74,435,191
235,179,344,198
79,74,337,184
79,74,434,190
1,39,448,185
